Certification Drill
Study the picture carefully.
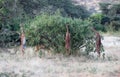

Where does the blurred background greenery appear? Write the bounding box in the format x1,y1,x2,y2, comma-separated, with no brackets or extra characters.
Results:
0,0,120,54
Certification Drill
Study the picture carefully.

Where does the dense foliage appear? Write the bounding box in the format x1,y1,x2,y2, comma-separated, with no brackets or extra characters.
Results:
0,0,90,47
25,14,93,54
88,3,120,32
88,13,106,31
99,3,120,31
19,0,90,18
1,0,118,55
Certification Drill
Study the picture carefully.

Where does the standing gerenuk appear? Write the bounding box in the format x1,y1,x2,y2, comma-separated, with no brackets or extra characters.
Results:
20,23,26,55
65,24,70,55
20,32,26,55
91,27,101,57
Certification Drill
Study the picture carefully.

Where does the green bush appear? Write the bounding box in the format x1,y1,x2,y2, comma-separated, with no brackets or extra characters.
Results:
25,14,93,54
89,13,106,32
99,3,120,31
0,0,28,47
0,0,90,48
19,0,90,19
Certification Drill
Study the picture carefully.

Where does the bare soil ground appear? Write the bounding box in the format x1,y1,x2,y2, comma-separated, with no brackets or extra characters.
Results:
0,35,120,77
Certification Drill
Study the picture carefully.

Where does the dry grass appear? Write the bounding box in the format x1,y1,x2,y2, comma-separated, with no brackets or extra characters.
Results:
0,35,120,77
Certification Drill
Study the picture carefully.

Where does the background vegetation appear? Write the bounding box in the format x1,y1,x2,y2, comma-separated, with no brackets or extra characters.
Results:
0,0,90,47
0,0,120,54
25,13,93,54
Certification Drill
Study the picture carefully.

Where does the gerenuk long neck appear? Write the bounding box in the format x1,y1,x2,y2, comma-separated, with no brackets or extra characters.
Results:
66,25,69,33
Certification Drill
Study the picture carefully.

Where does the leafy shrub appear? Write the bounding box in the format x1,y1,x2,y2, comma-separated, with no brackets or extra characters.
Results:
19,0,90,19
89,13,106,32
0,0,90,48
25,14,93,54
0,0,28,47
99,3,120,31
